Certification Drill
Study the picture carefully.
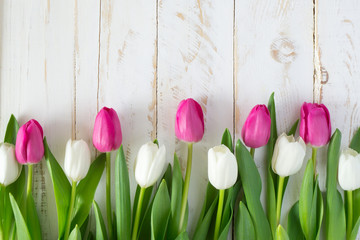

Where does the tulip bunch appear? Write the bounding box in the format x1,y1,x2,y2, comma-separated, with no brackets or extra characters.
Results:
2,93,360,240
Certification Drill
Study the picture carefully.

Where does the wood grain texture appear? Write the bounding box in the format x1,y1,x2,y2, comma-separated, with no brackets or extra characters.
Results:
234,0,314,228
157,0,234,236
97,0,157,230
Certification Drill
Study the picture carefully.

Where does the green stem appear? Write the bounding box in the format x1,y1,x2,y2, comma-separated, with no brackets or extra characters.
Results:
106,152,113,240
214,189,225,240
178,143,193,233
250,148,255,158
276,176,285,225
64,181,77,240
346,190,353,240
26,164,33,197
131,187,146,240
312,147,317,177
0,185,4,240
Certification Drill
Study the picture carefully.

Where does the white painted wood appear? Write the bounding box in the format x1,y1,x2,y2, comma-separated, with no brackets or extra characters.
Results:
97,0,157,231
157,0,234,236
234,0,314,229
316,1,360,238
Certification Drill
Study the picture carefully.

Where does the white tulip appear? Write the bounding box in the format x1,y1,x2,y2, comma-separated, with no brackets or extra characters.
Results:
338,148,360,191
135,142,166,188
0,143,21,186
208,145,238,190
64,139,91,182
271,133,306,177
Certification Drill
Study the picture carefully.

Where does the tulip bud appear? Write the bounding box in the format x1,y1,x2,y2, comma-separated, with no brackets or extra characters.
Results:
338,148,360,191
271,133,306,177
0,143,21,186
15,119,44,164
64,139,91,182
175,98,204,143
299,102,331,147
135,142,166,188
208,145,238,190
241,104,271,148
93,107,122,152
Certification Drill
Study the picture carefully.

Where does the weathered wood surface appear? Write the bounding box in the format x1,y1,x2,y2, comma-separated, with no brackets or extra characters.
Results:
1,0,360,239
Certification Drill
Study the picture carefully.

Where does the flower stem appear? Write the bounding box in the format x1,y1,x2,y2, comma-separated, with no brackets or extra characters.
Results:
131,187,146,240
214,189,225,240
0,185,4,240
26,164,33,197
64,181,77,240
178,143,193,233
250,148,255,158
106,152,113,240
276,176,285,225
346,190,353,239
312,147,317,177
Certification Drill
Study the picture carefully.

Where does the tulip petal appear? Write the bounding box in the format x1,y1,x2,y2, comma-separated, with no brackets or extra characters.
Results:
338,148,360,191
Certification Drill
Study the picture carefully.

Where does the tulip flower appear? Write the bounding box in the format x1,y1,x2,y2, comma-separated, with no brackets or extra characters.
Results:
271,133,306,225
93,106,122,239
300,102,331,147
338,148,360,191
271,133,306,177
208,145,238,240
338,147,360,238
15,119,44,165
63,139,91,240
93,107,122,152
175,98,205,233
132,142,166,240
134,142,166,188
241,104,271,150
208,145,238,190
64,139,91,182
300,102,331,177
0,143,21,186
175,98,204,143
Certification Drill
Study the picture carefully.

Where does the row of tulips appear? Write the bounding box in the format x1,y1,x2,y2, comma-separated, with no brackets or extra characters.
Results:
0,93,360,240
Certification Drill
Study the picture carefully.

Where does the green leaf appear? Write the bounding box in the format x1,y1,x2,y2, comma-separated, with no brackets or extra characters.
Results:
288,119,299,136
266,93,278,238
315,183,323,240
151,180,171,240
221,128,233,152
174,231,190,240
4,114,19,145
167,154,185,239
236,140,272,239
71,153,106,229
325,129,346,240
287,201,304,240
275,225,289,240
162,164,173,195
193,183,218,240
299,160,314,239
350,216,360,240
80,216,90,239
138,197,154,240
349,128,360,226
26,192,42,239
132,185,154,232
68,225,81,240
235,201,255,240
93,201,107,240
9,193,31,240
44,138,71,238
115,145,131,240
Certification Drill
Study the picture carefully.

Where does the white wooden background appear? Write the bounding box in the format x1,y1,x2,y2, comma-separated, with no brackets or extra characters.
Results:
0,0,359,239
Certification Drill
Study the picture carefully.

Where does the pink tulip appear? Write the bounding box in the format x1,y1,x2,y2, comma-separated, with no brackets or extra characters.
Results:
300,102,331,147
175,98,204,143
241,104,271,148
93,107,122,152
15,119,44,164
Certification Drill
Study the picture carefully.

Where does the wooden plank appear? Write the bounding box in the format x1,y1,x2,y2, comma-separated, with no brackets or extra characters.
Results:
0,0,100,238
234,0,314,227
97,0,157,229
316,1,360,237
157,0,234,236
